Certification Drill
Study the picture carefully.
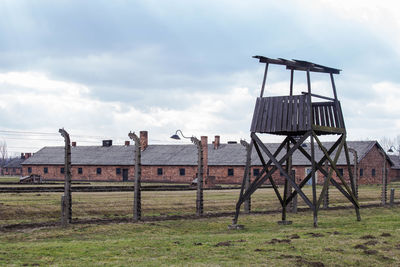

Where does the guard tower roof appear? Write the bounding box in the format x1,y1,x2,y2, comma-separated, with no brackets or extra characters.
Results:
253,56,341,74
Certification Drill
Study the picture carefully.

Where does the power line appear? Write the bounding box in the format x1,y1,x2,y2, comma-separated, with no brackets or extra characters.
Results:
0,129,128,140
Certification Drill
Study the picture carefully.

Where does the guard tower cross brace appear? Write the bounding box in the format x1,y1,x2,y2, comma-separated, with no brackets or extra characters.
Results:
232,56,361,227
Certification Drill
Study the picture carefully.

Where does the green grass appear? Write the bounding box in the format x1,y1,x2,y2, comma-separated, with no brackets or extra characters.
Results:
0,206,399,266
0,176,19,182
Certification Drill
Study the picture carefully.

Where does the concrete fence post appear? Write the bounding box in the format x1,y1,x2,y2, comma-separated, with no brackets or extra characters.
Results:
61,195,66,226
390,188,395,207
382,167,387,206
59,128,72,226
191,137,203,216
129,131,142,222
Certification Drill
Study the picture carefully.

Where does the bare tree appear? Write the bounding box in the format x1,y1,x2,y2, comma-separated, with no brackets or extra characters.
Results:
0,140,7,175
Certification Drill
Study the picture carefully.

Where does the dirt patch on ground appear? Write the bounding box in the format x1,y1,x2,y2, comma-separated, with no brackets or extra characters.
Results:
324,248,344,252
364,249,378,255
364,240,378,246
360,235,376,239
395,244,400,250
279,254,302,259
354,244,368,250
288,234,300,239
295,258,324,267
194,242,202,246
307,232,324,237
381,233,391,237
254,248,268,252
236,239,246,243
215,241,232,247
379,255,392,261
267,238,291,244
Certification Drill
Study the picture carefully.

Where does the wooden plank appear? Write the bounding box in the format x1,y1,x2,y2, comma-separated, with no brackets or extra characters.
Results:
324,105,330,128
259,98,269,132
271,97,279,132
312,125,346,134
287,96,293,131
304,97,309,129
328,104,335,128
301,92,335,101
250,98,261,132
338,101,346,129
314,105,320,126
333,102,340,128
276,97,283,132
320,105,326,127
292,95,298,131
266,98,274,132
257,98,267,132
282,96,289,132
298,95,305,131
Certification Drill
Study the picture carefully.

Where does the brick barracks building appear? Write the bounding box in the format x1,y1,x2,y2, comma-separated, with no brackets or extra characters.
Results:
2,153,31,176
21,131,395,185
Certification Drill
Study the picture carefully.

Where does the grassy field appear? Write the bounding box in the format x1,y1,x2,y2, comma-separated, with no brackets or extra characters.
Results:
0,206,399,266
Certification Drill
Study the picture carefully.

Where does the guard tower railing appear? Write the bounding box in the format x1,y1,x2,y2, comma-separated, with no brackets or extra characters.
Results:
250,93,345,136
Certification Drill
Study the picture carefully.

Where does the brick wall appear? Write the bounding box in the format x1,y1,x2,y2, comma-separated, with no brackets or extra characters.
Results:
357,145,391,184
2,167,22,176
141,165,198,183
22,165,134,181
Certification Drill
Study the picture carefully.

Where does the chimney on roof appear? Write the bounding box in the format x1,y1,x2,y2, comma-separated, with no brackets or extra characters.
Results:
102,140,112,147
140,131,148,151
125,141,130,146
25,153,32,158
213,135,220,149
72,141,77,147
21,153,24,159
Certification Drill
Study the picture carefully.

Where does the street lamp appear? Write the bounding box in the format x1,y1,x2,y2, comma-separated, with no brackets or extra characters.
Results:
388,145,400,156
170,129,203,216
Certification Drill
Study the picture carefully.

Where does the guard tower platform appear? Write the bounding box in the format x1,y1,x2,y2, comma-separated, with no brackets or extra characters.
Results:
231,56,360,228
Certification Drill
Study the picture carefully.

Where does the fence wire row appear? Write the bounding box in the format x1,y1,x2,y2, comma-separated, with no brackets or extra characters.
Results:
1,182,399,228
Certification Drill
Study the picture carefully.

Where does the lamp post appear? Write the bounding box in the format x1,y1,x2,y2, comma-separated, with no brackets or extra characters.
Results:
170,130,203,216
388,145,400,157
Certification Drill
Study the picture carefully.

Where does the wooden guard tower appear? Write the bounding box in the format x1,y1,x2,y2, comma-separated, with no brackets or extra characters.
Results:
232,56,361,227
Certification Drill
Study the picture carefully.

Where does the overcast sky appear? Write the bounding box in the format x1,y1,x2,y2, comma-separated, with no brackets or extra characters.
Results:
1,0,400,155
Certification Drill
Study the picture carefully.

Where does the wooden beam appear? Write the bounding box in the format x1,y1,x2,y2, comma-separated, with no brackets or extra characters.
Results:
260,63,269,97
252,132,314,209
285,135,343,205
313,133,344,210
301,92,335,102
